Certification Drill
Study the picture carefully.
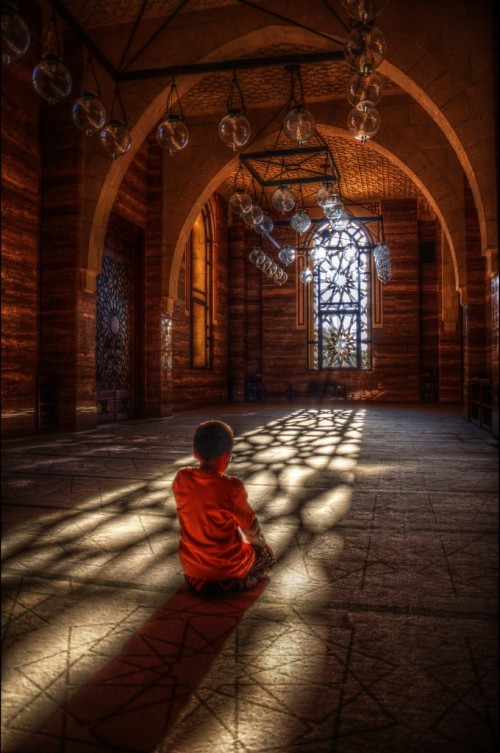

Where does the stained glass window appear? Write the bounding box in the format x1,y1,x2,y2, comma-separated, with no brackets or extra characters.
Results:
308,220,372,370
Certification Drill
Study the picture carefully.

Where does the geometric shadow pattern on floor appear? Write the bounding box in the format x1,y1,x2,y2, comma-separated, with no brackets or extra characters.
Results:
2,405,498,752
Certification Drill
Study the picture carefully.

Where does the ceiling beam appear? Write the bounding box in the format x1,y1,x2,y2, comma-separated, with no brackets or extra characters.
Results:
117,51,345,83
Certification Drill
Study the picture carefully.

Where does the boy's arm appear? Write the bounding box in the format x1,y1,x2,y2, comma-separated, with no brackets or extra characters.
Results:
241,517,275,562
231,479,274,557
241,516,267,548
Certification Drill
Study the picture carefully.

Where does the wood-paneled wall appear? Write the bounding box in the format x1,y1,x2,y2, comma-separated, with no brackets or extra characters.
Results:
1,4,42,438
172,194,229,411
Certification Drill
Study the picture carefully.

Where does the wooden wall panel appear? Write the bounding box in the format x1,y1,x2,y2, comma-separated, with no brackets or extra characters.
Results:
463,181,487,381
38,51,86,430
143,137,169,417
226,219,248,402
172,194,229,411
112,140,148,230
419,220,439,375
1,4,42,438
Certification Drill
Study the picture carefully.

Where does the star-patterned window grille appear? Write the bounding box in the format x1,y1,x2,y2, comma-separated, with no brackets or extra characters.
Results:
308,220,372,370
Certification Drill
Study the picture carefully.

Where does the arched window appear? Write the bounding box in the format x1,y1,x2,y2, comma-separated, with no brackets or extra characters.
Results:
189,205,214,369
307,219,372,370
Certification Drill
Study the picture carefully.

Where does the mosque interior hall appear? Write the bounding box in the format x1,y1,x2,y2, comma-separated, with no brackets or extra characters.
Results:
1,1,498,752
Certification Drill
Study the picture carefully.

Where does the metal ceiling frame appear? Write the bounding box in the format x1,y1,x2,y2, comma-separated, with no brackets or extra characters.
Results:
46,0,345,83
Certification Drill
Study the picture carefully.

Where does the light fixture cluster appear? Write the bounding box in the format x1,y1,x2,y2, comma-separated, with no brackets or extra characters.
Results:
2,6,323,162
1,4,133,160
341,0,388,142
241,171,392,288
248,246,288,286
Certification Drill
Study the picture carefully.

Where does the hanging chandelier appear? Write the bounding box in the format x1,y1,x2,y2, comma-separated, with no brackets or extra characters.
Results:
272,184,295,214
282,65,316,146
218,70,251,150
99,85,131,159
1,1,30,64
32,11,72,105
254,212,274,235
157,78,189,155
290,208,312,234
342,0,388,143
374,241,392,282
71,55,106,136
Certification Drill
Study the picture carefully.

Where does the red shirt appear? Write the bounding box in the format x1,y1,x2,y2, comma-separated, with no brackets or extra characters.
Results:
173,466,257,580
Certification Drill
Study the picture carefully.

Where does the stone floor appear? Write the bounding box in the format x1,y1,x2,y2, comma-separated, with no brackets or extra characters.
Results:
1,403,498,753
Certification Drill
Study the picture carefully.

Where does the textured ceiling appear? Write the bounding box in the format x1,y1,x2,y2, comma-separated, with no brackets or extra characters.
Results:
56,1,418,203
63,0,240,28
178,44,399,115
220,133,420,206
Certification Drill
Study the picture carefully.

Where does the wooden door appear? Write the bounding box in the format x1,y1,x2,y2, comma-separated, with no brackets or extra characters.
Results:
96,216,142,423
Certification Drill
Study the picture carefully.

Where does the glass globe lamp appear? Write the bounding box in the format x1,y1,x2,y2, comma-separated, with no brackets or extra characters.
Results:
347,105,381,142
344,26,386,74
1,2,30,63
299,268,314,284
229,189,252,215
331,218,349,231
340,0,389,24
72,91,106,136
316,183,339,209
266,261,278,278
254,212,274,235
249,247,264,265
290,209,312,234
218,109,251,150
260,256,273,273
99,119,131,160
242,203,264,226
272,185,295,214
324,204,348,222
32,55,72,104
278,246,296,266
283,105,316,145
374,242,391,282
157,114,189,155
346,71,384,110
276,269,288,285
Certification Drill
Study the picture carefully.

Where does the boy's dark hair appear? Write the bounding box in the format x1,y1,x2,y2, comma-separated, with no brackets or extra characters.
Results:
193,420,234,461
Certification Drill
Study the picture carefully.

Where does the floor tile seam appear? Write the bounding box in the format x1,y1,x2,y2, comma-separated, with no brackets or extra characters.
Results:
334,524,499,535
1,570,498,622
2,452,190,460
1,471,168,481
0,502,174,515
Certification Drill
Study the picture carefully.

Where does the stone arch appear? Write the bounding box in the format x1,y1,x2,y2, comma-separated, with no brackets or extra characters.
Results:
379,59,495,262
81,24,335,288
80,15,495,289
161,120,466,311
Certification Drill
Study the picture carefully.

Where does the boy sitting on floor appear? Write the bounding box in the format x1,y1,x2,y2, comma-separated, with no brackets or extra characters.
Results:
173,420,275,597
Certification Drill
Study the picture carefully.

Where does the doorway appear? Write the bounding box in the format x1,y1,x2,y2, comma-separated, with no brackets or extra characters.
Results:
96,214,143,423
